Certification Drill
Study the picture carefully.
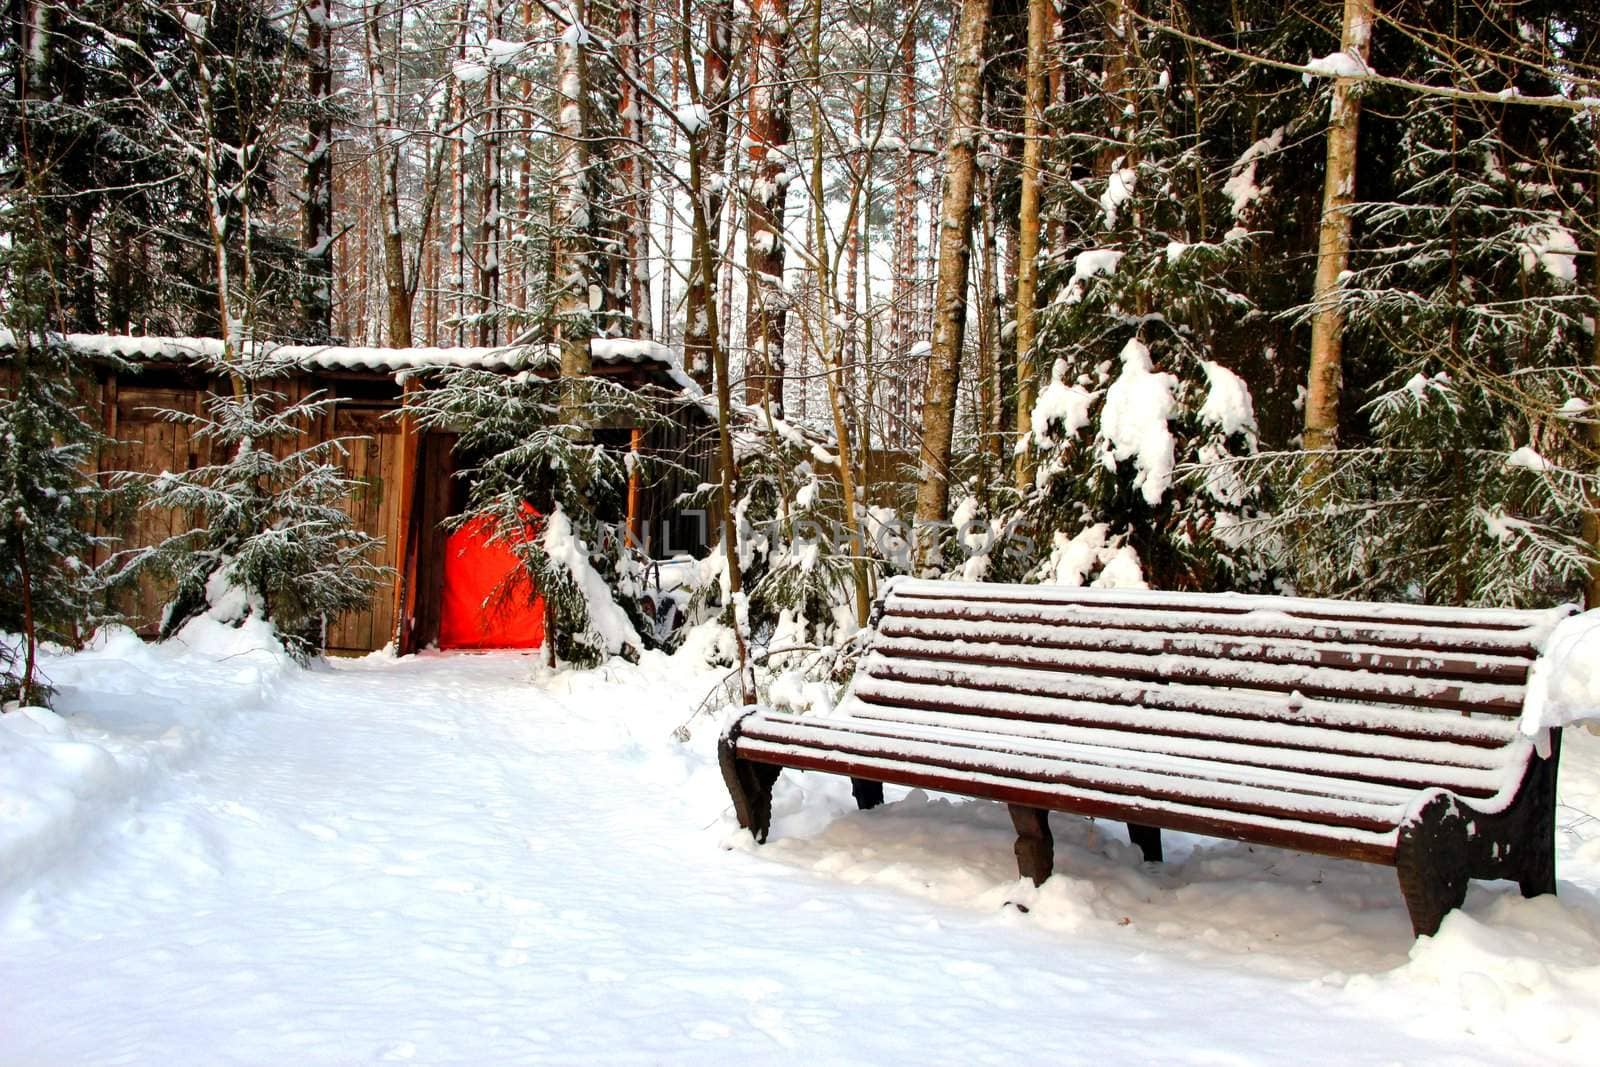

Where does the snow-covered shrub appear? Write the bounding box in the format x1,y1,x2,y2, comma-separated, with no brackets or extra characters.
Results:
995,16,1288,594
677,413,886,659
1011,336,1269,592
116,346,385,661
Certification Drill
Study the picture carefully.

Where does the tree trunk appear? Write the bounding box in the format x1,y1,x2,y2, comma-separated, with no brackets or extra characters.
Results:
1586,132,1600,609
683,0,734,385
976,161,998,500
365,1,413,347
553,0,593,421
1302,0,1376,459
1096,0,1136,176
1013,0,1046,490
913,0,991,569
450,3,469,344
805,23,870,629
17,535,39,707
476,0,503,345
685,37,753,701
618,0,651,333
891,14,919,451
301,0,334,341
744,0,791,412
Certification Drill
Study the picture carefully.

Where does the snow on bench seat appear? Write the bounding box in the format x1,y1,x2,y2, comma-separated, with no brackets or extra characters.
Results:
720,580,1574,938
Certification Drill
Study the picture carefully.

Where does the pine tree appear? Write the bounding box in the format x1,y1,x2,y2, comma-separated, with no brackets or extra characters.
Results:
119,346,385,660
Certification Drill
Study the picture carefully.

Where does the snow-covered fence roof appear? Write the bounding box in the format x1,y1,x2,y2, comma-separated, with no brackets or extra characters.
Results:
0,330,685,380
3,329,842,463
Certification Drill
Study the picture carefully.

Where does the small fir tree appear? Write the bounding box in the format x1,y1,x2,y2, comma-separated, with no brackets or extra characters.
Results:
119,345,385,660
999,19,1272,592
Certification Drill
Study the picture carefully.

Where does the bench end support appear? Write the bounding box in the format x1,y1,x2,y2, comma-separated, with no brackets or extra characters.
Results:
1395,734,1561,937
718,717,781,843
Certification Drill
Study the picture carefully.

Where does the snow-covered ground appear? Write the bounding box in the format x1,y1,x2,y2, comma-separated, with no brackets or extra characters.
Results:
4,628,1600,1064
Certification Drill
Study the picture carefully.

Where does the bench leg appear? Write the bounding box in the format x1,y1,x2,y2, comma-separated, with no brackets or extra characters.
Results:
851,778,884,811
1126,823,1162,862
1395,809,1465,934
718,730,782,843
1008,805,1054,886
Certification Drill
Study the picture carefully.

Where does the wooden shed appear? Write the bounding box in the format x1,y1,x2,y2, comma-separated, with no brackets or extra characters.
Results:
15,334,715,656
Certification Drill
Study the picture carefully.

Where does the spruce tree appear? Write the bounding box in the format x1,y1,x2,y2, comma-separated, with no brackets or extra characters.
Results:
119,345,384,660
1001,5,1274,592
0,195,107,706
1263,0,1600,606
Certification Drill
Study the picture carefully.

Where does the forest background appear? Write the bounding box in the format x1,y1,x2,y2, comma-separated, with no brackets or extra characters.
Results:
3,0,1600,697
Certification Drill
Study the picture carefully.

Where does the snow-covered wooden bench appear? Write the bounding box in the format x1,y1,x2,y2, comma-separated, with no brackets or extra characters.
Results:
719,579,1574,937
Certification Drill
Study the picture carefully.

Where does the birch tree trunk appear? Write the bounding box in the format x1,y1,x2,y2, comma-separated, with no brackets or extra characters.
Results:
1012,0,1046,490
912,0,991,570
1302,0,1376,460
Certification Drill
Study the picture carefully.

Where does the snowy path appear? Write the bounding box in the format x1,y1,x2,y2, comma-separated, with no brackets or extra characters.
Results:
4,647,1600,1064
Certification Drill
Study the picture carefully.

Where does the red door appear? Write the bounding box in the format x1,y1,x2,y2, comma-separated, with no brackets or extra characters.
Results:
437,511,546,650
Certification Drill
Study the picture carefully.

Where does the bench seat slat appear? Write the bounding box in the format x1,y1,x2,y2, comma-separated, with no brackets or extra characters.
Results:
748,710,1515,804
879,614,1535,684
850,670,1519,767
837,697,1520,796
735,740,1402,863
741,716,1418,828
854,657,1520,747
870,634,1528,714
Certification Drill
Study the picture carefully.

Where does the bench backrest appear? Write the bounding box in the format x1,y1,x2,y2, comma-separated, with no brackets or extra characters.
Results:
841,579,1573,765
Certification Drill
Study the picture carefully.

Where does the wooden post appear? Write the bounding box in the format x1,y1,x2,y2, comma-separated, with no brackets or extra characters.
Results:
390,379,424,655
626,426,643,547
1008,804,1053,885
